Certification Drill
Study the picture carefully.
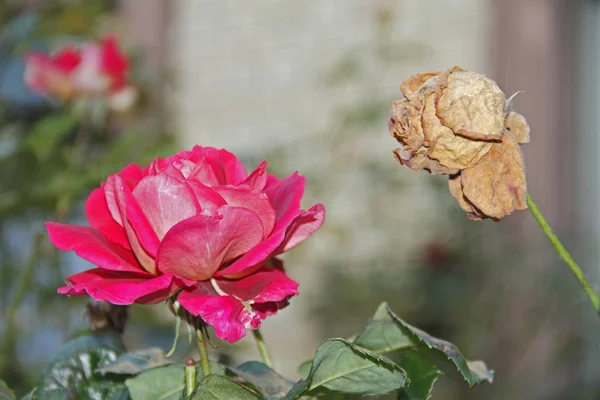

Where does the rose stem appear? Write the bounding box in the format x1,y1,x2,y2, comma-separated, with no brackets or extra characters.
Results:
527,194,600,313
195,326,211,377
252,328,274,368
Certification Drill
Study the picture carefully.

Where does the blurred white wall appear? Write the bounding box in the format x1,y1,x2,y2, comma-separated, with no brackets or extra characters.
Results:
168,0,492,376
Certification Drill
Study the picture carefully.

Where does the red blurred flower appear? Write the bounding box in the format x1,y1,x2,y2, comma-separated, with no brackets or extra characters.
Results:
47,146,325,343
25,36,135,108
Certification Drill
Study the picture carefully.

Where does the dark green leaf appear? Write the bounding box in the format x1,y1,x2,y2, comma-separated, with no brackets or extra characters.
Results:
0,380,16,400
384,303,493,387
396,354,442,400
35,329,129,400
98,348,170,375
190,375,260,400
26,113,77,160
230,361,293,397
304,338,406,397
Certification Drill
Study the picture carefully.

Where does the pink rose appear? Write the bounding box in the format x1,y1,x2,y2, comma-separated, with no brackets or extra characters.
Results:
47,146,325,342
25,36,134,107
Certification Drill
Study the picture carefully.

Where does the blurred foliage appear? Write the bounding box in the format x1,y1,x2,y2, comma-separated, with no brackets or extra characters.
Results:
0,0,176,396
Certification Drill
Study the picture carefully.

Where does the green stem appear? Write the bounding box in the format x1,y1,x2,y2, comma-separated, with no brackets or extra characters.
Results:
252,329,274,368
184,358,197,397
195,326,211,377
527,194,600,314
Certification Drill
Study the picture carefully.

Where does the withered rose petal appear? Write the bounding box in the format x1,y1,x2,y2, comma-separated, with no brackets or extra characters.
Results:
422,93,493,170
448,173,473,213
437,70,505,141
393,147,459,175
505,111,530,144
390,99,425,153
399,70,442,102
460,133,527,219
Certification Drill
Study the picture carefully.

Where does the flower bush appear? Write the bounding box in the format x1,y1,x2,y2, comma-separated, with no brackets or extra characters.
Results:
47,146,325,342
25,36,136,111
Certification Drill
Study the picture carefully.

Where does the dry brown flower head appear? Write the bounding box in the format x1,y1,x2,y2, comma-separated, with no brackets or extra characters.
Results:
389,66,529,220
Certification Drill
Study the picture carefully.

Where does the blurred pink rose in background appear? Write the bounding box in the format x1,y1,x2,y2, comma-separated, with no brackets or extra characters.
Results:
25,36,136,110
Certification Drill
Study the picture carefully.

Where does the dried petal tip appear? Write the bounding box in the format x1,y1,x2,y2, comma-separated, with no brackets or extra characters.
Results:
389,66,530,220
186,358,196,367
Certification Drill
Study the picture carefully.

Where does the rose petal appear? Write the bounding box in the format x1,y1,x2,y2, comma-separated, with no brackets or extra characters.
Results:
86,187,130,249
215,267,299,303
213,228,288,278
113,175,157,274
104,164,144,226
100,36,128,90
252,300,290,320
52,47,82,72
133,175,201,240
436,70,506,141
157,206,264,281
46,223,144,273
178,283,256,343
264,172,305,230
505,111,530,144
399,70,442,102
185,181,227,212
214,186,276,238
275,203,325,253
191,146,247,185
460,133,528,219
25,53,73,98
423,93,493,170
239,161,268,190
122,185,160,256
58,268,183,305
72,43,110,93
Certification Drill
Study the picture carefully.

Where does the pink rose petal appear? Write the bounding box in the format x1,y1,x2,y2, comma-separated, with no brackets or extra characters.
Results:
85,187,130,249
46,223,144,274
157,206,264,281
59,268,183,305
276,203,326,253
133,175,200,240
214,186,276,238
215,267,299,303
178,283,257,343
240,161,268,190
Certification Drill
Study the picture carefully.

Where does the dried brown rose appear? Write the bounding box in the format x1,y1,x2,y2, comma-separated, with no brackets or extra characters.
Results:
389,66,529,220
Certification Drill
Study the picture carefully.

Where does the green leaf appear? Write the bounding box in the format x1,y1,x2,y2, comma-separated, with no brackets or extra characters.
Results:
34,329,129,400
283,379,307,400
26,113,77,160
190,375,260,400
98,348,171,375
396,354,442,400
125,364,185,400
125,362,226,400
353,302,413,354
383,303,493,387
230,361,293,397
296,360,311,378
0,379,16,400
303,338,406,397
